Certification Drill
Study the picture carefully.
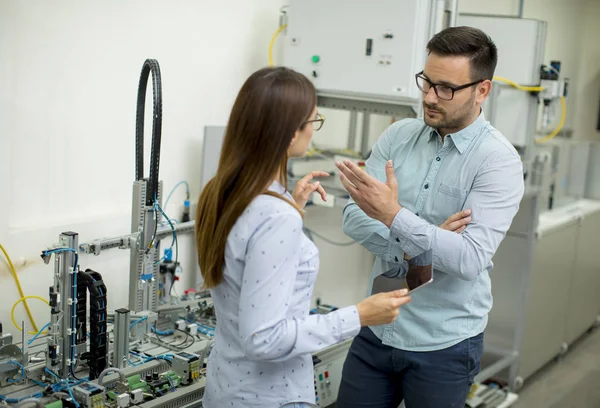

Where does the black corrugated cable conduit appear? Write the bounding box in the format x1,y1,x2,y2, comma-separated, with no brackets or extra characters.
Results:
135,59,163,206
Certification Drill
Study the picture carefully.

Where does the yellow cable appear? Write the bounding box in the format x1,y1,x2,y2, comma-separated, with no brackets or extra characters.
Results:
11,296,49,335
268,24,288,67
536,96,567,143
1,244,40,333
493,76,545,92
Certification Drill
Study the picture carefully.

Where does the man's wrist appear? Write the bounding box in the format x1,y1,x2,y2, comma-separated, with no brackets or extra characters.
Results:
382,203,402,228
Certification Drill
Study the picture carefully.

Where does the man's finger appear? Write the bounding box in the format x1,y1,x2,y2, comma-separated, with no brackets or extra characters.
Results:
336,162,366,189
339,172,358,193
456,225,467,233
449,209,472,222
341,160,376,186
385,160,397,190
446,216,472,231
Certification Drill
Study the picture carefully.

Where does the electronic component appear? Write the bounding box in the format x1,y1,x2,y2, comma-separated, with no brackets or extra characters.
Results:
186,323,198,335
144,372,172,397
61,397,78,408
116,393,130,408
130,389,144,405
45,400,63,408
172,352,201,385
175,320,186,331
72,383,106,408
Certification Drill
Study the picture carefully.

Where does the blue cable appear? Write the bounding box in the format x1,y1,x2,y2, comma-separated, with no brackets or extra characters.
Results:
163,180,190,213
28,322,51,345
130,316,148,329
0,392,44,403
154,203,178,266
197,323,215,332
7,360,25,384
151,326,174,336
45,368,61,382
130,351,174,364
64,382,79,408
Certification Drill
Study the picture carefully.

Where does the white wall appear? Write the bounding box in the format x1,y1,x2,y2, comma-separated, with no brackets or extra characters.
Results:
0,0,293,328
0,0,379,333
460,0,600,141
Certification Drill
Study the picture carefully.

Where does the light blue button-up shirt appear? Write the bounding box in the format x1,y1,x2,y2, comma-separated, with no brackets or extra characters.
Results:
204,182,360,408
342,112,524,351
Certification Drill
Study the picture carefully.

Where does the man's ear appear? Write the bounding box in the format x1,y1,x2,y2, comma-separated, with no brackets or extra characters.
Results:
476,80,492,104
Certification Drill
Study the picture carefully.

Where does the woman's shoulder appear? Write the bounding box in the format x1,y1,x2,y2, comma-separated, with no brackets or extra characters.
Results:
246,193,302,221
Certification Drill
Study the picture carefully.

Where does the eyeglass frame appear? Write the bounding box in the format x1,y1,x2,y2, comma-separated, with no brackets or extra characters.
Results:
415,71,485,101
302,112,325,131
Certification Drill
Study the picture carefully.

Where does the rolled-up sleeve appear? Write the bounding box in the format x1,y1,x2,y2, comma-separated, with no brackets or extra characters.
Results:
239,213,361,362
390,153,524,281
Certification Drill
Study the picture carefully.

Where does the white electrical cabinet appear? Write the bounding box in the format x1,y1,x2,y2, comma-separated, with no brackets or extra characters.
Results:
458,15,547,147
283,0,454,105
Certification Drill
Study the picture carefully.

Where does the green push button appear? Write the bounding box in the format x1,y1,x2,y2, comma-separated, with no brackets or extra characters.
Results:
312,55,320,63
319,373,324,381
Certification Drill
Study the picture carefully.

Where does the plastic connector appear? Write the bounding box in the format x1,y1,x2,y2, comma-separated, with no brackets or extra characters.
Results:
182,200,191,222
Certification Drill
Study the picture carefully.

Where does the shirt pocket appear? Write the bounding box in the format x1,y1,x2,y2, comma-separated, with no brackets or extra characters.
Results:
431,183,469,225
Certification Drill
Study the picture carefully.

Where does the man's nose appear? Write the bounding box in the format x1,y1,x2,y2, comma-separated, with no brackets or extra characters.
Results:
424,87,439,105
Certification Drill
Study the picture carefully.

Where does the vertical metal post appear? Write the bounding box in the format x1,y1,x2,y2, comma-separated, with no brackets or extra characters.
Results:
113,309,130,369
360,113,372,158
129,180,161,312
57,232,78,378
21,321,27,367
347,111,358,150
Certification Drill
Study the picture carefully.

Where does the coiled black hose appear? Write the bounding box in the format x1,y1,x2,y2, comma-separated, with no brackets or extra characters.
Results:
135,59,163,206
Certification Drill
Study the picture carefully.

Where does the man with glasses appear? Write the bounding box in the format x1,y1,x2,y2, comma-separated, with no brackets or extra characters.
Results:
335,26,525,407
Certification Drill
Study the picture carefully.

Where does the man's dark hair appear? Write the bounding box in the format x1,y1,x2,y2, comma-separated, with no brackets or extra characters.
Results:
426,26,498,81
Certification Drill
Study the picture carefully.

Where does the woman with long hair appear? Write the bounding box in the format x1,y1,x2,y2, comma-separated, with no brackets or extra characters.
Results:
196,66,411,408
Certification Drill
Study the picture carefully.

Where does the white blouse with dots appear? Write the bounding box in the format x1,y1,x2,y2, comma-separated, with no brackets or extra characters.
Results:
202,181,361,408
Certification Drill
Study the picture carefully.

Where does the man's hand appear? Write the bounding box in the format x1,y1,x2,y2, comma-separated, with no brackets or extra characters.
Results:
440,210,472,233
336,160,402,228
292,171,329,209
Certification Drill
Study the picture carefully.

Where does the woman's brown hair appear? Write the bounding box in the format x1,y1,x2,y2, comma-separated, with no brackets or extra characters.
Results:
195,66,317,288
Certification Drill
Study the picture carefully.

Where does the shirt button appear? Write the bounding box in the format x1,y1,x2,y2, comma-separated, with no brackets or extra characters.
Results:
394,256,399,262
395,238,400,243
436,157,441,161
424,183,429,189
416,213,419,216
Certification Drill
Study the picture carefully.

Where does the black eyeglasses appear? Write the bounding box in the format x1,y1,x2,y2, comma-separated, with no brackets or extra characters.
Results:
302,112,325,131
415,71,484,101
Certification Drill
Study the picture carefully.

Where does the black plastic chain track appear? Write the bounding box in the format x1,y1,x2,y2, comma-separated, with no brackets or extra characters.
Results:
78,269,108,380
135,59,163,206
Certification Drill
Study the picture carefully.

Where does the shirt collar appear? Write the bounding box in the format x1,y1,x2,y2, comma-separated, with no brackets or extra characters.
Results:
428,110,487,154
268,180,290,196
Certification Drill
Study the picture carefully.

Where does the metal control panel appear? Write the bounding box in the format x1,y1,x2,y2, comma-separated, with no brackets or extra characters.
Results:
313,339,352,407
